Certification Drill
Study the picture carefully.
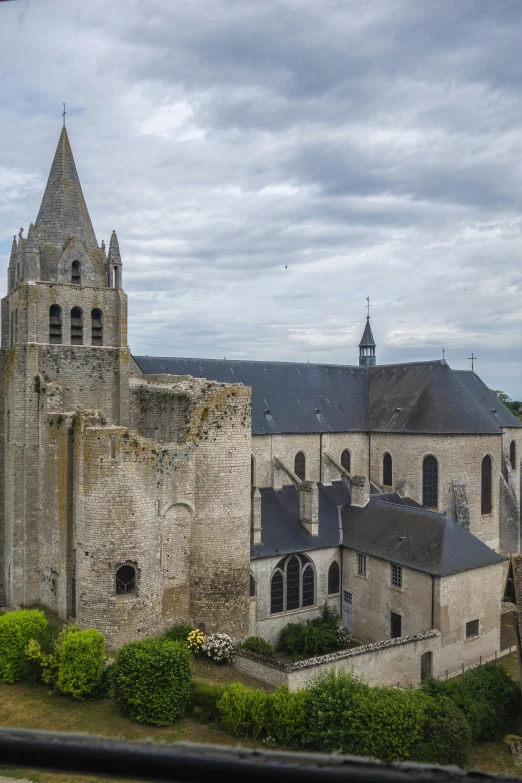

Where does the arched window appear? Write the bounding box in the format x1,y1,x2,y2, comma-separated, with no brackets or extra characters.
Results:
328,561,340,595
294,451,306,481
270,553,315,614
481,455,492,515
510,440,516,471
422,455,438,508
250,573,256,598
70,307,83,345
91,308,103,346
251,455,256,487
49,305,62,344
383,452,392,487
341,449,351,473
116,564,136,594
71,261,81,285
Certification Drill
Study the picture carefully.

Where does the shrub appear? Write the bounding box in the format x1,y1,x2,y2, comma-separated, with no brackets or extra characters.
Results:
190,681,227,722
422,665,520,742
279,618,337,660
57,629,105,700
238,636,274,658
201,632,234,664
0,610,49,683
187,629,205,656
217,682,268,739
26,624,83,687
268,686,308,748
306,671,430,762
164,623,193,644
110,638,192,726
413,697,472,768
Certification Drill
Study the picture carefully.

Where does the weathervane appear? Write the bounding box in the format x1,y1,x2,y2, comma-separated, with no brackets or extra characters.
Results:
366,296,371,319
62,102,66,127
468,352,477,371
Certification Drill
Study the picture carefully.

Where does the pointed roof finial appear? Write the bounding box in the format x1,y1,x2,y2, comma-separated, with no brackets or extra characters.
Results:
9,236,17,265
25,223,39,253
108,230,121,263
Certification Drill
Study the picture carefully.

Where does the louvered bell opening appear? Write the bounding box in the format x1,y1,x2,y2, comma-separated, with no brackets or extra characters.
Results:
71,308,83,345
91,309,103,346
49,307,62,344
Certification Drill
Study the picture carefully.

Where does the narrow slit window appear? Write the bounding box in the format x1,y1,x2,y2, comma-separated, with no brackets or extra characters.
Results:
383,452,392,486
250,574,256,598
91,308,103,346
71,260,81,285
481,455,492,514
49,305,62,344
357,552,367,576
510,440,516,471
70,307,83,345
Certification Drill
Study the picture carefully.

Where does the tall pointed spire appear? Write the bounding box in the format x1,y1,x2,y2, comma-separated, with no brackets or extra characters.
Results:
358,306,377,368
35,127,98,253
107,230,121,263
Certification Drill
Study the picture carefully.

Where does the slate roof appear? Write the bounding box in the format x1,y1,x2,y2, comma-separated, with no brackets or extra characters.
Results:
454,370,522,429
359,317,376,347
134,357,367,434
35,127,99,253
251,481,350,559
342,496,506,576
133,355,513,436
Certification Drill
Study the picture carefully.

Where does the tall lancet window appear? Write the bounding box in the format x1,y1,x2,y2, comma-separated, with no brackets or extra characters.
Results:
481,455,493,515
383,452,392,487
422,455,438,509
49,305,62,344
71,261,81,285
91,308,103,346
70,307,83,345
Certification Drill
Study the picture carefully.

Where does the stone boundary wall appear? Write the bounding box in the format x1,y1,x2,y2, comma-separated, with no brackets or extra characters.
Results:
232,630,441,690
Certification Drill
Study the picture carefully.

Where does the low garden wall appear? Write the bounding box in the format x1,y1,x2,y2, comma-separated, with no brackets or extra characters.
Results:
233,630,441,690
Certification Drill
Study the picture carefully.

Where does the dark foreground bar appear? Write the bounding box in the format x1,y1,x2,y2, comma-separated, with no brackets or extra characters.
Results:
0,727,517,783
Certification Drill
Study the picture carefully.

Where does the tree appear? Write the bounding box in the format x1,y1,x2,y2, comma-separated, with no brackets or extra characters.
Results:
492,390,512,405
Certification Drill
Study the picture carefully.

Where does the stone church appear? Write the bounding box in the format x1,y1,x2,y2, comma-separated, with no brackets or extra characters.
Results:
0,128,519,667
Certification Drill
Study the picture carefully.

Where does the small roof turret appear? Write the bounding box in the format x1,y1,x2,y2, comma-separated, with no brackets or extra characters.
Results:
8,236,17,265
107,230,121,264
359,317,376,348
359,298,377,367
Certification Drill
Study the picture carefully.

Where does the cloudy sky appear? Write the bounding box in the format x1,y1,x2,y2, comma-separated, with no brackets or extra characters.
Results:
1,0,522,397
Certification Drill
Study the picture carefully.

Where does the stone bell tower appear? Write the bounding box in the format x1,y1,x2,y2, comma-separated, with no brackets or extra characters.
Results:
0,125,131,610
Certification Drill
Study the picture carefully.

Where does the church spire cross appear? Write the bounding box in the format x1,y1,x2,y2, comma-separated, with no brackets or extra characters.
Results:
468,353,477,372
62,102,66,127
366,296,371,319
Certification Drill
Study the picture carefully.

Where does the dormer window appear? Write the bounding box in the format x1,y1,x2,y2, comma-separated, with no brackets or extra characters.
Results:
71,261,81,285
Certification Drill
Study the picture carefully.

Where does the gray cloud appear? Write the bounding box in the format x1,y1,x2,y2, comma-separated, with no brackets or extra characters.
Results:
1,0,522,396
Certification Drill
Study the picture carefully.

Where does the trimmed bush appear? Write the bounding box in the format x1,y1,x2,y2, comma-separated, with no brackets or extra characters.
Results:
422,664,520,742
279,618,337,660
238,636,275,658
190,681,227,722
26,624,83,687
110,637,192,726
164,623,193,644
57,629,105,700
268,686,308,748
413,697,472,768
217,682,268,739
0,609,49,683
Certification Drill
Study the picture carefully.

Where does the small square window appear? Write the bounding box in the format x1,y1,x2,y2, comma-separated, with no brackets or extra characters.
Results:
391,564,402,588
466,619,479,639
343,590,352,605
391,611,402,638
357,552,367,576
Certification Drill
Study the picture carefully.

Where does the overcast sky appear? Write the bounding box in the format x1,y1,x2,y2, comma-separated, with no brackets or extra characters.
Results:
1,0,522,396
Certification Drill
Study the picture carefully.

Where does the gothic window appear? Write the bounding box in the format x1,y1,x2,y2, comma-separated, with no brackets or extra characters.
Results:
328,561,340,595
420,651,433,681
510,440,517,471
71,260,81,285
341,449,351,473
270,553,315,614
70,307,83,345
91,308,103,346
49,305,62,344
422,455,438,508
481,455,492,515
116,564,136,594
294,451,306,480
383,452,392,486
250,573,256,598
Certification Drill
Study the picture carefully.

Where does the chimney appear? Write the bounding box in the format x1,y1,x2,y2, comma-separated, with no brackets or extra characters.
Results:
299,481,319,535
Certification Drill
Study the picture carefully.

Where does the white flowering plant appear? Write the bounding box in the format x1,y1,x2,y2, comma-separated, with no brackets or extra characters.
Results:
201,632,234,664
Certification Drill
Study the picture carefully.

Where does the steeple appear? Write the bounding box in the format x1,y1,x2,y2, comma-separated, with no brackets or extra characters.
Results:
359,300,376,367
35,127,98,253
107,230,121,263
107,230,123,289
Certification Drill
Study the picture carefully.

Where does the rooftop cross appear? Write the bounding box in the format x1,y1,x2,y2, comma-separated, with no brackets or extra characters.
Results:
442,347,445,360
366,296,371,319
62,103,66,127
468,352,477,371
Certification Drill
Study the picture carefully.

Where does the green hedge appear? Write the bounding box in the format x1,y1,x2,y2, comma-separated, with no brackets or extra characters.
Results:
238,636,275,658
267,686,308,749
164,623,193,644
57,629,105,700
217,682,269,739
0,610,49,683
110,637,192,726
414,696,472,768
190,681,227,722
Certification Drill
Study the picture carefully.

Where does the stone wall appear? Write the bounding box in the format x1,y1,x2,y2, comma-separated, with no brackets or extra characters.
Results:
232,630,441,690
